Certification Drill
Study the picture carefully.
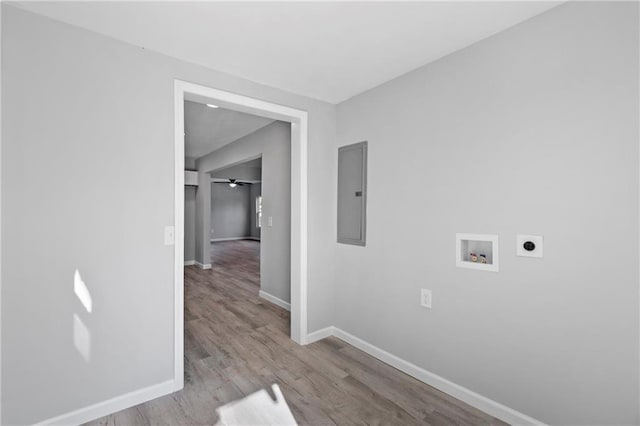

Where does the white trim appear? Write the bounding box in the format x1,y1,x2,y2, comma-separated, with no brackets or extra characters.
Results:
637,3,640,417
210,237,261,242
291,117,308,344
173,83,185,392
184,260,196,266
185,170,198,186
194,261,212,270
174,81,309,396
305,326,335,344
0,4,3,421
259,290,291,311
33,380,176,426
328,327,545,426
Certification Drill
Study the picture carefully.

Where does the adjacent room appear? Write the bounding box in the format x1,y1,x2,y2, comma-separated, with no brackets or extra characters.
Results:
210,158,263,244
2,2,639,425
183,102,295,406
184,100,292,308
208,158,264,292
183,100,271,272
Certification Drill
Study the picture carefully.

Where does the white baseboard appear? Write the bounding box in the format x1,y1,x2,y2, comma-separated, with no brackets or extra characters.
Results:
210,237,261,242
195,261,211,270
305,326,335,344
34,379,177,426
259,290,291,311
307,327,544,426
31,329,541,426
184,260,196,266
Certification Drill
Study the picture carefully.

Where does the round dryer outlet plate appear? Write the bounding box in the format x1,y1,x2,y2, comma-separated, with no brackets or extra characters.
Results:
516,235,543,258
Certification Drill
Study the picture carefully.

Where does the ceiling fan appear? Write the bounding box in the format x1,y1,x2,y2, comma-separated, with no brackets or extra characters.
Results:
213,178,249,188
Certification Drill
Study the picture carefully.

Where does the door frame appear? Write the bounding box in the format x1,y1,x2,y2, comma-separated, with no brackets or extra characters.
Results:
173,80,309,390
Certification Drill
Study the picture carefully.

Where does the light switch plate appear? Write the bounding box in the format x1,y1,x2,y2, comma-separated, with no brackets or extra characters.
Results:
164,226,175,246
517,234,543,258
420,289,432,309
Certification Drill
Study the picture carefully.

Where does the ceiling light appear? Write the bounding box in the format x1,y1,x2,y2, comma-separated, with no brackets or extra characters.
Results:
206,103,219,109
229,182,237,188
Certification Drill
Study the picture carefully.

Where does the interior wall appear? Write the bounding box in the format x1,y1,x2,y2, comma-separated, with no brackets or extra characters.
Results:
1,5,336,424
197,122,290,302
210,183,251,240
334,2,639,424
185,159,197,262
210,163,261,181
184,186,196,262
250,183,262,240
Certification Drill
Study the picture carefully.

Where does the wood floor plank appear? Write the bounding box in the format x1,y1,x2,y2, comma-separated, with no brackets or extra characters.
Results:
85,240,508,426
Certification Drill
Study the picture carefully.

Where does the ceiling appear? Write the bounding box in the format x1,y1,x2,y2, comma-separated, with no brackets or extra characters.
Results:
184,101,274,159
14,1,560,104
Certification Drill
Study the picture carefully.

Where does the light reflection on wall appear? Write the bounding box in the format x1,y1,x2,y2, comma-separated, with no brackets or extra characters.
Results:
74,269,92,313
73,313,91,362
73,269,92,362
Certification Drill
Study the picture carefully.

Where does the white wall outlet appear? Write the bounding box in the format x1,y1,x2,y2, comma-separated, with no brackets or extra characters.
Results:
517,234,543,258
164,226,175,246
268,216,273,227
420,289,432,309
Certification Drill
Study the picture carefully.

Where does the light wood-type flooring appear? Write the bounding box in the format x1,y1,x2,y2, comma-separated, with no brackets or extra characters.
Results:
87,240,507,426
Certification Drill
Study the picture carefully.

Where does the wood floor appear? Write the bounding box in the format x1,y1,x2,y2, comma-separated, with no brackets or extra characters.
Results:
87,240,507,426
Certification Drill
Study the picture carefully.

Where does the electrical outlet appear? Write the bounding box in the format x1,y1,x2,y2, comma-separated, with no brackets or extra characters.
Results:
268,216,273,227
517,234,543,258
420,289,432,309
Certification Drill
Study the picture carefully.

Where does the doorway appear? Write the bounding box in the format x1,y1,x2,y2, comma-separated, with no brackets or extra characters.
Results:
173,80,309,391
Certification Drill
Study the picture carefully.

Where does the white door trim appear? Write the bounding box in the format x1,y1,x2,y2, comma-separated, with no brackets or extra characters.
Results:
173,79,309,390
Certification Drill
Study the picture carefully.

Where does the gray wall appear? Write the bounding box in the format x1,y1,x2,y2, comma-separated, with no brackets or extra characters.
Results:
197,122,290,303
210,183,251,239
335,2,638,425
250,183,262,239
210,163,262,181
184,186,196,261
1,6,336,424
4,2,638,425
185,157,196,170
184,157,197,262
